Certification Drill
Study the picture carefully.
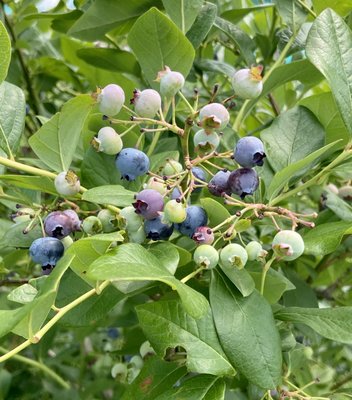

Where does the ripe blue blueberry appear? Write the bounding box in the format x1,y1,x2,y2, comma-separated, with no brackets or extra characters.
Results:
228,168,259,199
133,189,164,220
171,187,182,200
208,170,231,197
132,89,161,118
29,237,64,268
199,103,229,132
192,226,214,245
92,127,123,155
144,216,174,241
98,84,125,117
194,245,219,269
272,230,304,261
176,205,208,237
55,171,80,196
115,148,150,181
234,136,266,168
44,211,73,239
192,167,207,193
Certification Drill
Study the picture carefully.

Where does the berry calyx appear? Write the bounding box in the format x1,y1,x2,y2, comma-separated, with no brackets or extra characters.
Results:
193,244,219,269
133,189,164,220
228,168,259,199
234,136,266,168
220,243,248,269
272,230,304,261
55,171,80,196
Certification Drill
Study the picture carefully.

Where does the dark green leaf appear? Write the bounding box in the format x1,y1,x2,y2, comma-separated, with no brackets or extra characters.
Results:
0,175,57,195
274,0,307,28
162,0,203,33
0,21,11,84
200,198,231,227
82,185,135,207
221,4,274,24
186,2,217,49
323,188,352,221
0,220,42,249
219,264,255,297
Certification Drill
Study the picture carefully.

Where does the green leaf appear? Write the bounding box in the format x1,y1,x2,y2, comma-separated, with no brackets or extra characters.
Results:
29,95,93,172
266,140,340,201
218,264,255,297
210,270,282,389
0,82,25,159
0,220,42,248
214,17,255,66
200,198,231,227
221,4,274,24
261,106,325,173
300,92,350,147
306,9,352,136
274,0,307,28
312,0,352,16
195,59,236,78
7,284,38,305
148,242,180,275
76,48,140,76
155,375,225,400
275,306,352,344
128,8,195,87
136,300,235,376
87,243,209,319
82,185,135,207
0,175,57,195
121,357,187,400
162,0,203,33
186,2,217,49
0,21,11,84
68,0,161,40
323,188,352,221
303,221,352,256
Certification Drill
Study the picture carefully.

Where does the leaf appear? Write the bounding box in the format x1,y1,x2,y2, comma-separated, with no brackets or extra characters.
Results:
210,270,282,389
7,284,38,305
0,220,42,248
29,95,93,172
214,17,255,66
162,0,203,33
274,0,307,28
121,357,187,400
323,188,352,221
82,185,135,207
136,300,235,376
0,21,11,84
200,198,231,227
148,242,179,275
0,175,57,195
87,243,209,319
221,4,274,24
306,9,352,136
275,306,352,344
266,140,340,201
76,48,140,76
303,221,352,256
128,8,195,87
155,375,225,400
219,264,255,297
261,106,325,173
0,82,26,159
312,0,352,16
68,0,161,40
186,2,217,49
195,60,236,78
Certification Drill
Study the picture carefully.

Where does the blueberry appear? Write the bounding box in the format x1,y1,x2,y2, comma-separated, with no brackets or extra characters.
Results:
44,211,73,239
98,84,125,117
199,103,229,132
145,177,167,195
82,216,103,235
97,209,117,233
132,89,161,118
245,241,267,261
163,199,186,223
194,129,220,152
272,230,304,261
140,341,156,358
192,166,207,193
129,226,146,244
115,148,150,181
158,66,185,98
29,237,64,268
133,189,164,220
228,168,259,199
208,170,231,197
62,209,81,231
338,185,352,201
120,206,144,232
162,159,183,176
92,127,123,155
220,243,248,269
55,171,80,196
234,136,266,168
194,244,219,269
232,66,263,99
192,226,214,245
176,205,208,237
171,187,182,200
144,216,174,241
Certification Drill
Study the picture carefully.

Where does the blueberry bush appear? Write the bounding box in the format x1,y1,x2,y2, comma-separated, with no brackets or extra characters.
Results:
0,1,352,399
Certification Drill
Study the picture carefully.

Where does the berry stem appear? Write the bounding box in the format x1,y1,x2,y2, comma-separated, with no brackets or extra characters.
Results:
180,265,205,283
178,91,196,114
260,255,276,295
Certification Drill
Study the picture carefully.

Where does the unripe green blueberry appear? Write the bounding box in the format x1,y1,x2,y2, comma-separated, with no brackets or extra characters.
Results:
232,66,263,99
245,241,267,261
338,185,352,201
128,225,146,244
54,171,80,196
272,230,304,261
193,244,219,269
162,159,183,176
120,206,143,232
98,84,125,117
144,177,167,195
199,103,229,132
163,199,187,223
158,66,185,98
82,216,103,235
194,129,220,152
140,341,156,359
111,363,128,380
129,355,144,370
97,209,117,233
133,89,161,118
220,243,248,270
92,127,123,155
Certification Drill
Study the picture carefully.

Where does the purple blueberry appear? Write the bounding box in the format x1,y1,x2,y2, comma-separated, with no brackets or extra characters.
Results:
62,209,81,231
228,168,259,199
208,170,231,197
44,211,73,239
144,216,174,241
115,148,150,181
29,237,65,269
234,136,266,168
176,205,208,237
192,226,214,245
133,189,164,220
